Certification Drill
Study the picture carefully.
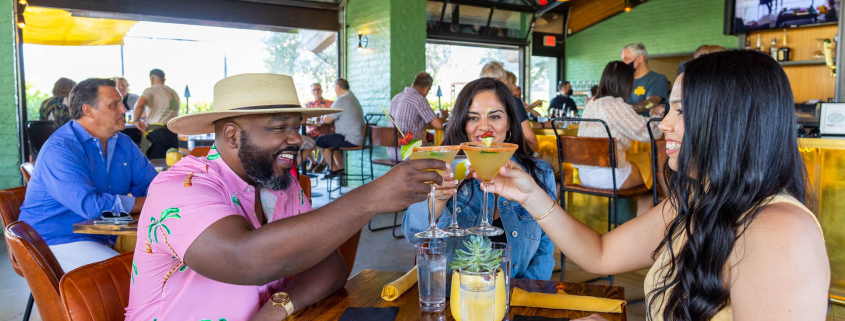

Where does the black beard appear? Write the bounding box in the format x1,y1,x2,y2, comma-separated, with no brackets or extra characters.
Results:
238,131,295,191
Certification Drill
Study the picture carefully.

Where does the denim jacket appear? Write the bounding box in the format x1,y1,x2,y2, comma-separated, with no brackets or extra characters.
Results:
403,157,557,281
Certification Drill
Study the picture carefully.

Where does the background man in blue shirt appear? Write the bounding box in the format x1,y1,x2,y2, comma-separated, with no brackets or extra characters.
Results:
19,78,158,271
548,81,577,115
621,43,669,117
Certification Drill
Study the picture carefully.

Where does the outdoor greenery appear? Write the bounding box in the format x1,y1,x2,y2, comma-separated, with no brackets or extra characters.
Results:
181,100,214,114
263,31,338,102
25,82,51,121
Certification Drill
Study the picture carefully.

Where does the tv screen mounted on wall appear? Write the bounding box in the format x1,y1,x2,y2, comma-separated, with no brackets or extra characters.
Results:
727,0,839,34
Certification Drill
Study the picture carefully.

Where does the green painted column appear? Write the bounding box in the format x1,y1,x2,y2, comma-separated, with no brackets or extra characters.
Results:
345,0,426,187
0,0,21,189
565,0,737,81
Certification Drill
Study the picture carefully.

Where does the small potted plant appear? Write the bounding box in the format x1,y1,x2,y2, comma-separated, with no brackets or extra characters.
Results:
449,235,507,321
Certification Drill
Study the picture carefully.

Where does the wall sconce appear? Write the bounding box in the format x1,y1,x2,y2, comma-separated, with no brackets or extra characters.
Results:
357,31,368,50
16,13,25,29
16,0,26,29
624,0,632,12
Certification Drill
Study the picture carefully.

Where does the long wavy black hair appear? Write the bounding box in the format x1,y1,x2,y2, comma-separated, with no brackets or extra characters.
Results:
443,77,544,189
647,50,810,320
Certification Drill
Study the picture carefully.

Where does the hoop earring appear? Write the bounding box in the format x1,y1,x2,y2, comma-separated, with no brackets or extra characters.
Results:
506,130,511,141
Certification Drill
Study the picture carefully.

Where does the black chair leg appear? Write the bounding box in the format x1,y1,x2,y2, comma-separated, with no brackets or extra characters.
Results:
392,212,405,239
367,211,404,238
23,293,33,321
559,251,566,282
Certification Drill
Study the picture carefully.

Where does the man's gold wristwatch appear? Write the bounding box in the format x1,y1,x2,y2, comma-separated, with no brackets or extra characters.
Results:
271,292,294,317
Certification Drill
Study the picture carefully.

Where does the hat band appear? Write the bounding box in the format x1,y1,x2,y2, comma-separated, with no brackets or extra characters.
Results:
232,104,302,111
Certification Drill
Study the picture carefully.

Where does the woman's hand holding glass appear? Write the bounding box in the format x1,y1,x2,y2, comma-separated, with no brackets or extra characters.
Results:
473,161,555,216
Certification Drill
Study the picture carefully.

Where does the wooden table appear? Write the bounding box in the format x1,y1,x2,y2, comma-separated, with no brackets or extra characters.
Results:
73,215,139,236
290,269,626,321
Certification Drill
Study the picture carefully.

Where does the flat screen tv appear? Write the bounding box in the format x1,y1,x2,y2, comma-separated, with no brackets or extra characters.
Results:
728,0,839,33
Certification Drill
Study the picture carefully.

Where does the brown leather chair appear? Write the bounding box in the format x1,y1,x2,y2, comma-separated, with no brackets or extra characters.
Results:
0,186,37,321
647,118,667,206
5,221,67,321
189,146,211,157
59,252,133,321
298,173,312,204
365,124,404,238
553,118,650,284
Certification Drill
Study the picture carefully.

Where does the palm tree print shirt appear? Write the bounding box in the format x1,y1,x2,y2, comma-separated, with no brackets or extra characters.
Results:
124,147,312,321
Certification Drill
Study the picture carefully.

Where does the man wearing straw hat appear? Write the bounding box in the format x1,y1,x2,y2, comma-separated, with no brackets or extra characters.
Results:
125,73,446,320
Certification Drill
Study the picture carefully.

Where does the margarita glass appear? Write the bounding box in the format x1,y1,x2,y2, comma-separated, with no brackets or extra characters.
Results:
460,142,518,236
443,155,471,237
410,145,461,239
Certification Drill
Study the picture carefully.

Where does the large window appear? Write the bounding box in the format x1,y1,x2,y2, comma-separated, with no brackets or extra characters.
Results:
24,19,338,121
529,56,557,114
425,43,519,111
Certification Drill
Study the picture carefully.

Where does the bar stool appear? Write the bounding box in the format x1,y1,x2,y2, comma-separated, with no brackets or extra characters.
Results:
367,124,405,238
553,118,650,285
647,118,666,206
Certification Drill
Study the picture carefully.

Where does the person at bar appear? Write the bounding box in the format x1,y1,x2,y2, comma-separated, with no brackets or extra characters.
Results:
403,77,556,281
134,68,181,158
388,72,445,160
115,76,142,145
478,50,830,321
548,81,577,116
576,61,663,190
480,61,540,152
621,43,669,117
20,78,158,272
39,77,77,127
125,73,445,320
315,78,365,179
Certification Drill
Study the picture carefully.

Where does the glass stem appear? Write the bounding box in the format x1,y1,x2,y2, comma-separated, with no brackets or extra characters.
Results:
482,182,490,226
451,193,459,227
428,184,437,230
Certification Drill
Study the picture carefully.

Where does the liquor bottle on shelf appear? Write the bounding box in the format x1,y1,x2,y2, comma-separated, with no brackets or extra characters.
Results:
770,38,779,59
778,29,791,61
745,36,752,50
756,34,766,53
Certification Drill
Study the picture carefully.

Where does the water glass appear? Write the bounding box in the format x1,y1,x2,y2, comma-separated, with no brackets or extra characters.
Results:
416,240,447,312
491,242,512,312
459,268,497,321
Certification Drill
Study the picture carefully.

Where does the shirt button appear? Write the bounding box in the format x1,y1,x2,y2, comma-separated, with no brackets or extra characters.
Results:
124,163,128,166
511,231,518,238
502,200,509,205
456,207,461,214
513,263,518,269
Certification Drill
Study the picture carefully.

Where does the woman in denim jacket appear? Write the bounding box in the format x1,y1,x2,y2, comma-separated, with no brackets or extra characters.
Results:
403,78,556,280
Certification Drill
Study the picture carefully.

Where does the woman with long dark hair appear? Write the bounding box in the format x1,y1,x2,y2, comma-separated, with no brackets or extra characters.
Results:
402,77,557,280
476,50,830,320
577,61,663,190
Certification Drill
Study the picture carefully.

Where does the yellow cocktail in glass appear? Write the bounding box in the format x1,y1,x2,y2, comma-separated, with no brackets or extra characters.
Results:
443,155,470,237
460,142,518,236
411,145,461,239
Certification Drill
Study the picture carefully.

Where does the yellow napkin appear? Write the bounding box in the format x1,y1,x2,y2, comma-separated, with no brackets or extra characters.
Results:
511,287,625,313
381,266,417,301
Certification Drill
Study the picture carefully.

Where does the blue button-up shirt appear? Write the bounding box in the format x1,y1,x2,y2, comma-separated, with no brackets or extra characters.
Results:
19,120,158,246
403,157,557,281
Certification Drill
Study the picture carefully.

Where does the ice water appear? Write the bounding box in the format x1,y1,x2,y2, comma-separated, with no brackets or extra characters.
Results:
417,254,447,312
460,283,495,321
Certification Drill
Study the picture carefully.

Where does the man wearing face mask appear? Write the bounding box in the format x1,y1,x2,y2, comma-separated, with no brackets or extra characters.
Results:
621,43,668,117
548,81,577,116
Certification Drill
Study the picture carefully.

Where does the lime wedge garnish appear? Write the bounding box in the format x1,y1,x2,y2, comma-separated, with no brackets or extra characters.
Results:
481,136,493,148
401,139,422,160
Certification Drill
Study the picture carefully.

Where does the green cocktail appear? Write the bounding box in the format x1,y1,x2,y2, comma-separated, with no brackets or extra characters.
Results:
460,142,518,236
411,145,461,239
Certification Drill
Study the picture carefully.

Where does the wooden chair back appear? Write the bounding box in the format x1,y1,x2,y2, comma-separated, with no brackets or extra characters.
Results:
189,146,211,157
59,252,134,321
0,186,27,277
558,136,618,168
370,126,399,148
5,221,67,321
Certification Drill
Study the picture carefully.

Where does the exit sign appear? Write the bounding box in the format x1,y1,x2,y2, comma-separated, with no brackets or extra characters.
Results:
544,35,556,47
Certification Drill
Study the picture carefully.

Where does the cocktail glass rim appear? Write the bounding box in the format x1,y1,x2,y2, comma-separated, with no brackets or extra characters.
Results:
459,142,518,152
413,145,463,153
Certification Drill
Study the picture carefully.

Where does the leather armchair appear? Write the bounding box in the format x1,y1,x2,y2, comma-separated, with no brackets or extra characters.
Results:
5,221,67,321
59,252,134,321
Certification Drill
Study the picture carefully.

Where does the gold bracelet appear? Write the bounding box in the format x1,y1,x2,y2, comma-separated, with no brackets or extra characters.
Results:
535,200,557,221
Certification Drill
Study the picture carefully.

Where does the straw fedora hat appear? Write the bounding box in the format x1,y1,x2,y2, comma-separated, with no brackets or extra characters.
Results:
167,73,341,135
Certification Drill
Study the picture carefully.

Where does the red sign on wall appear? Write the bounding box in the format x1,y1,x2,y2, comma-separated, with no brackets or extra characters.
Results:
544,35,556,47
538,0,547,4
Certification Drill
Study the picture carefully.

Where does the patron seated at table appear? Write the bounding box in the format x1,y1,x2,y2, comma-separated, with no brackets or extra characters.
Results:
621,43,669,117
481,50,830,321
126,73,444,321
315,78,365,179
38,77,77,127
576,61,663,190
403,77,556,281
388,72,445,160
302,82,334,172
19,78,158,272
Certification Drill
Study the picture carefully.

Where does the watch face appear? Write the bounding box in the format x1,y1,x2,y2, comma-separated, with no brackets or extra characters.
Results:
272,292,290,304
